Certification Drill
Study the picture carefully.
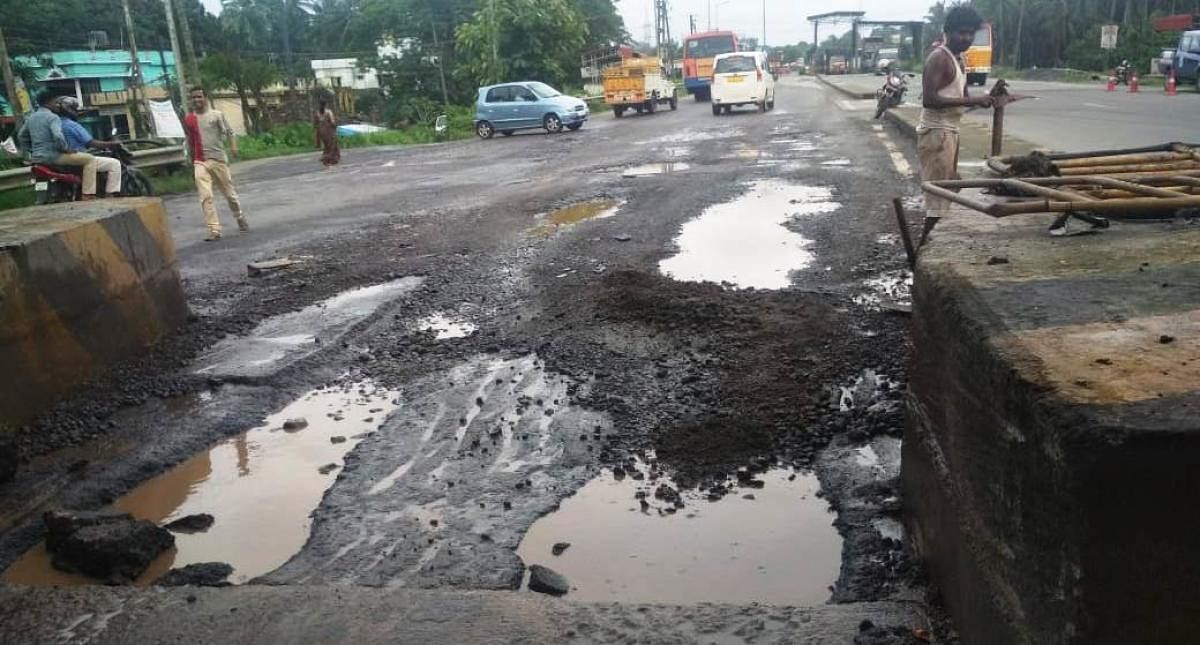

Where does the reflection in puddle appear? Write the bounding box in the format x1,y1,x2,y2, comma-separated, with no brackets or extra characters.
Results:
622,163,690,178
636,129,740,145
415,313,477,339
3,381,399,586
659,179,839,289
531,199,622,235
821,159,853,167
853,270,913,309
195,278,423,378
517,468,841,604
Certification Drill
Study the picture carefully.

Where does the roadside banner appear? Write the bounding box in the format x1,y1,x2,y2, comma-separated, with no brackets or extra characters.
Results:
1,137,18,156
1101,25,1119,50
149,100,185,139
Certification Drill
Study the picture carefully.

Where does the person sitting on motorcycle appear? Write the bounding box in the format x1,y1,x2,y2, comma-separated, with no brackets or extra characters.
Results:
56,97,123,196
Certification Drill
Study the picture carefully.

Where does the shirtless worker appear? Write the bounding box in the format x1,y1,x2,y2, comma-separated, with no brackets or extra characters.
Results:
917,4,993,217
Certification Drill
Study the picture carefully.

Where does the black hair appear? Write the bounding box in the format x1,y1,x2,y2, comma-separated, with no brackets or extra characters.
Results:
944,3,984,34
36,90,57,106
188,85,205,95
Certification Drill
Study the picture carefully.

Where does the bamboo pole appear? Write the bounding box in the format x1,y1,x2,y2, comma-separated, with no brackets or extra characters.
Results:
1058,160,1200,176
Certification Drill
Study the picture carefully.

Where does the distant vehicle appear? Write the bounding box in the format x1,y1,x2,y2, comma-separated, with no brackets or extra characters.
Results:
1158,48,1178,75
603,55,678,117
473,82,588,139
710,51,776,116
828,56,848,74
1171,29,1200,89
682,30,740,101
964,22,994,86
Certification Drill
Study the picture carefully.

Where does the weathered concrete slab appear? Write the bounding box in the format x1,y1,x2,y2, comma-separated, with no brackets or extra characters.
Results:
0,198,187,427
904,208,1200,644
0,585,929,644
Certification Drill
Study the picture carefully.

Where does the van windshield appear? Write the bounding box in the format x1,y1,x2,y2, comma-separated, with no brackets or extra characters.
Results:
527,82,561,99
715,56,757,74
686,35,737,58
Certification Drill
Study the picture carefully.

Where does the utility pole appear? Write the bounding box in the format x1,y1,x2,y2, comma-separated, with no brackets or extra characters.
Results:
121,0,155,137
762,0,767,48
175,0,198,77
490,0,499,83
281,0,295,88
430,18,449,107
163,0,189,109
654,0,672,69
689,14,697,34
0,27,23,132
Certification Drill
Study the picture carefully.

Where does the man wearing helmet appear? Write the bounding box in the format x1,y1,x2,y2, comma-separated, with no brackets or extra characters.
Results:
56,97,124,196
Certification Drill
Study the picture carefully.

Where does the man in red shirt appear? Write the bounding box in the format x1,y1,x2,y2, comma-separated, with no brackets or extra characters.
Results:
183,86,249,241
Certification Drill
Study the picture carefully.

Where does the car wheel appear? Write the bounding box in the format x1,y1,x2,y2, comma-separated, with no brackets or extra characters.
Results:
500,130,515,136
723,105,732,114
635,106,644,114
759,100,767,113
613,106,625,118
669,94,678,110
124,169,154,197
476,120,495,139
711,104,721,116
646,99,657,114
543,114,563,133
567,123,583,131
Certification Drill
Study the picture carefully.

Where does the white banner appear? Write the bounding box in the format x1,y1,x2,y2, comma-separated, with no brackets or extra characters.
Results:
1101,25,1119,50
149,99,185,139
1,136,18,156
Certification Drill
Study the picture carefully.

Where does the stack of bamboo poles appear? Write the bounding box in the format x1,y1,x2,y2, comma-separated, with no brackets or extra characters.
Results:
987,143,1200,200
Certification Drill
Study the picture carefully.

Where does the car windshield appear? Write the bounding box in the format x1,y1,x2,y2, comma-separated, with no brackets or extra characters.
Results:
686,35,737,58
527,82,561,99
715,56,757,74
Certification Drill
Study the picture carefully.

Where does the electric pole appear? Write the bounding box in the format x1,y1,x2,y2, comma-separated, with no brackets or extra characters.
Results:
0,27,23,132
689,14,697,34
176,0,198,77
281,0,295,88
490,0,499,83
121,0,155,136
163,0,189,109
430,17,449,107
654,0,672,70
762,0,767,48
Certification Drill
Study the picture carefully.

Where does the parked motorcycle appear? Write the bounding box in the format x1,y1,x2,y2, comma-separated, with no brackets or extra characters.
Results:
875,70,915,119
31,144,154,204
1115,60,1132,85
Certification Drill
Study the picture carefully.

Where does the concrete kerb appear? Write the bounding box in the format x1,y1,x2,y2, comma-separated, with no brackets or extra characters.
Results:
815,74,878,100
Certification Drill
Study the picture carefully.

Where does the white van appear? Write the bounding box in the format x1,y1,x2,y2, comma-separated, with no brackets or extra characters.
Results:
710,51,776,115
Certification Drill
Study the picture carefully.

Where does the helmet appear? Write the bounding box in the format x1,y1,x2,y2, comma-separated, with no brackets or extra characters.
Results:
876,58,893,73
56,96,82,115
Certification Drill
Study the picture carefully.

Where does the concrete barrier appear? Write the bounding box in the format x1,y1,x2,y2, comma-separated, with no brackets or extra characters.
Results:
0,198,187,428
904,211,1200,643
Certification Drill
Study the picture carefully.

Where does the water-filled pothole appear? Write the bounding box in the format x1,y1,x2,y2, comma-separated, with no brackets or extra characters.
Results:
531,199,622,235
517,466,841,604
3,381,399,586
622,163,690,178
853,270,913,309
414,313,477,339
658,179,839,289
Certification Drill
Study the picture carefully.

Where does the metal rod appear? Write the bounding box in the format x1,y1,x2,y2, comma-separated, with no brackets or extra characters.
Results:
1059,160,1200,176
892,197,917,269
1055,151,1194,168
991,102,1004,157
1000,178,1101,201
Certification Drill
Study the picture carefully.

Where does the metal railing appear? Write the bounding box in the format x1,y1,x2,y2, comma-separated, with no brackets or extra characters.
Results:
0,145,186,193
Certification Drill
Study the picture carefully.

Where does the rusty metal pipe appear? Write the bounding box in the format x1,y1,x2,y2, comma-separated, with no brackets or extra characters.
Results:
1059,161,1200,176
1054,151,1195,168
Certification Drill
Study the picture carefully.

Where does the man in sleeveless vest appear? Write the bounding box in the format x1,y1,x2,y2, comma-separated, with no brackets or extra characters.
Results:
918,4,994,216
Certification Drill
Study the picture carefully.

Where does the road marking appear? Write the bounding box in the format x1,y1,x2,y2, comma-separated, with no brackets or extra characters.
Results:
873,130,913,178
1082,102,1111,109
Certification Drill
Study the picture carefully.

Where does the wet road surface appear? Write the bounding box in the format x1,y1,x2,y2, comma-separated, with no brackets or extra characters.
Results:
0,77,940,642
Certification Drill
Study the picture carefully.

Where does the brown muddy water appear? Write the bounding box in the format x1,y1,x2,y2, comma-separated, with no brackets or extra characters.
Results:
517,467,842,605
531,199,623,235
4,381,399,586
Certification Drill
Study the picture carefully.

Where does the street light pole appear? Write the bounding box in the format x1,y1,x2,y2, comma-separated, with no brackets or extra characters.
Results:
762,0,767,48
163,0,189,109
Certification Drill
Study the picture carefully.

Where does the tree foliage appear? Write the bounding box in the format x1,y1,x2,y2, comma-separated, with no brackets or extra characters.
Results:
455,0,587,87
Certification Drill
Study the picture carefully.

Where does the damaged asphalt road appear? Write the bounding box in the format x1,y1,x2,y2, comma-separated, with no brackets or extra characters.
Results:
0,78,944,642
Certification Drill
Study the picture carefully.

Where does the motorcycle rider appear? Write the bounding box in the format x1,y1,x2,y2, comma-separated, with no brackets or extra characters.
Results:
56,97,123,196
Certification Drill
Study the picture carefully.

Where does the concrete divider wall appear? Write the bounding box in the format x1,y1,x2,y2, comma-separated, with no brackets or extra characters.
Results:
903,213,1200,643
0,198,187,427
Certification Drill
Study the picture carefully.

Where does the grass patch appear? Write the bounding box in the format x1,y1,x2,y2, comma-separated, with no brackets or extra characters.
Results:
0,188,34,211
236,106,476,161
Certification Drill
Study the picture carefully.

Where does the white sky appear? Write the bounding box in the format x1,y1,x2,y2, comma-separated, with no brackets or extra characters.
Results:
198,0,935,48
617,0,934,46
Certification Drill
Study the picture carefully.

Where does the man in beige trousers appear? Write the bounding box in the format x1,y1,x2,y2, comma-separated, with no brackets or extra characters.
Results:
183,86,248,241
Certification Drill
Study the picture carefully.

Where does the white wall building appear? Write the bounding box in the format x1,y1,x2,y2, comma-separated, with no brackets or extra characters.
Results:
310,58,380,90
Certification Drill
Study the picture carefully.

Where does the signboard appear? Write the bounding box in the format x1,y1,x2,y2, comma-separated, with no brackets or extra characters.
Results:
149,99,185,139
1101,24,1119,50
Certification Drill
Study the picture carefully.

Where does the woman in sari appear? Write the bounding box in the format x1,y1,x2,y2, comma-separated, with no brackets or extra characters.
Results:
314,100,340,167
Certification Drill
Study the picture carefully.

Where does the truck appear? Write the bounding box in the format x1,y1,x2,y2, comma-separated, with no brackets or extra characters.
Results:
603,55,678,117
1154,15,1200,89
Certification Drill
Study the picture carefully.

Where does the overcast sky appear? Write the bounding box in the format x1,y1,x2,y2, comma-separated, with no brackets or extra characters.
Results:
197,0,936,47
617,0,935,46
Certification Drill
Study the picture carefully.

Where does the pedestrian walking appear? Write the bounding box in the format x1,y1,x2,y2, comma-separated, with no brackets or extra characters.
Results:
314,100,340,168
183,86,248,242
917,4,993,217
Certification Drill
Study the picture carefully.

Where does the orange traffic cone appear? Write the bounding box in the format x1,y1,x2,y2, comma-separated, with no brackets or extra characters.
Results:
1106,76,1116,91
1129,74,1139,92
1166,72,1178,95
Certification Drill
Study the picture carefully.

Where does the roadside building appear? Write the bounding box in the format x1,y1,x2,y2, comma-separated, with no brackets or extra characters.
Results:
310,59,380,91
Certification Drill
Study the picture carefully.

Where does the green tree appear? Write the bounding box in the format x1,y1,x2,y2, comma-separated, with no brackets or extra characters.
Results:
199,53,279,133
572,0,627,50
454,0,587,87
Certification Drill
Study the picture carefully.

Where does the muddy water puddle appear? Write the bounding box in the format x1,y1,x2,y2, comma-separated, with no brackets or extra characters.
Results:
4,381,399,586
517,467,841,604
622,163,690,178
531,199,623,235
659,179,839,289
853,270,913,310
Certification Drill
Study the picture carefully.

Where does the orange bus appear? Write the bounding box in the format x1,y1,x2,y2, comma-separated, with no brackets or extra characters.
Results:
964,22,993,86
682,31,739,101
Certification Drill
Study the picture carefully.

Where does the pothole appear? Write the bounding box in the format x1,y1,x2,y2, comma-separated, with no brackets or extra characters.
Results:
194,278,424,379
517,465,842,604
622,163,690,178
853,270,913,310
821,159,853,167
636,129,740,145
836,369,900,413
3,381,400,586
659,179,839,289
414,313,477,339
530,199,623,235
